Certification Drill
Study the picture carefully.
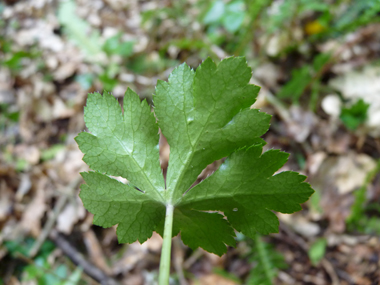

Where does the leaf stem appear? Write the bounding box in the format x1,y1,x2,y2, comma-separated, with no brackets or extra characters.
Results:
159,204,174,284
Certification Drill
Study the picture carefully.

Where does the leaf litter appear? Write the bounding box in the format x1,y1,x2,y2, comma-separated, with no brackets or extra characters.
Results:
0,0,380,284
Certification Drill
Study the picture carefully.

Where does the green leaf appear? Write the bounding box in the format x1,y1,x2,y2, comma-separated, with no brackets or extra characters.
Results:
172,208,236,256
80,172,165,243
178,146,314,237
155,57,270,202
63,267,83,285
75,74,94,90
312,53,331,72
203,1,225,24
247,234,287,285
222,1,246,33
277,66,311,101
3,51,32,71
58,0,103,59
76,57,314,256
75,89,165,200
340,99,369,130
203,0,246,33
103,33,134,57
308,238,327,265
98,72,118,91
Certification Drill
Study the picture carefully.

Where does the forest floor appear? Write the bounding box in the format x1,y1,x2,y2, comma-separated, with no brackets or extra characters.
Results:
0,1,380,284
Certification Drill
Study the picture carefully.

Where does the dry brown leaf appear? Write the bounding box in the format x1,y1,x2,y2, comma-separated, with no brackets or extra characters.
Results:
287,105,317,143
52,97,75,119
83,229,112,275
15,173,32,201
192,274,237,285
112,242,149,275
307,151,327,176
56,197,86,234
53,62,78,81
13,145,40,165
0,181,12,222
312,152,376,195
20,179,47,237
0,68,15,104
278,213,321,237
145,232,163,253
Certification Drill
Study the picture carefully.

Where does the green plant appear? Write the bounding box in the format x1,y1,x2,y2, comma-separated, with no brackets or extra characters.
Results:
333,0,380,34
308,238,327,266
347,159,380,234
0,103,19,124
58,0,102,59
3,238,83,285
203,0,246,33
277,53,331,106
75,57,314,284
102,33,134,57
246,234,287,285
340,98,369,131
58,0,136,92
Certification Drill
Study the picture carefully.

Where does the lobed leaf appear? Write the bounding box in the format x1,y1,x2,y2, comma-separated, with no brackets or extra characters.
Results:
75,89,165,202
177,145,314,239
154,57,271,201
80,172,165,243
76,57,314,255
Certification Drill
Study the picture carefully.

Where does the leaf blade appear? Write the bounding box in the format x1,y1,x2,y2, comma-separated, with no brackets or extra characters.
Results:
75,90,165,201
178,145,314,239
80,172,165,243
155,57,271,202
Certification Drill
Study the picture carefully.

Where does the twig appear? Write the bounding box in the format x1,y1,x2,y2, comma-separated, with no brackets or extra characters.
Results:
183,248,204,270
173,237,188,285
50,229,119,285
29,176,82,258
335,268,355,284
320,258,340,285
83,229,112,275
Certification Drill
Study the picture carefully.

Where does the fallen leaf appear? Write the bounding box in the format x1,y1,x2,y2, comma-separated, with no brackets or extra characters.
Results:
287,105,318,143
20,179,47,237
57,198,85,234
0,181,12,222
193,274,237,285
83,229,112,275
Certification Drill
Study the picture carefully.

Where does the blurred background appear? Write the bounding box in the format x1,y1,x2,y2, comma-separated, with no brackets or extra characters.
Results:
0,0,380,284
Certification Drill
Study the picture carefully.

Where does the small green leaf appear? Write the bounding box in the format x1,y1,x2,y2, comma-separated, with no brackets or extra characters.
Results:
103,33,134,57
247,234,287,285
58,0,102,59
98,73,118,91
203,1,225,24
340,99,369,130
308,238,327,265
222,1,246,33
75,74,94,90
277,66,311,101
